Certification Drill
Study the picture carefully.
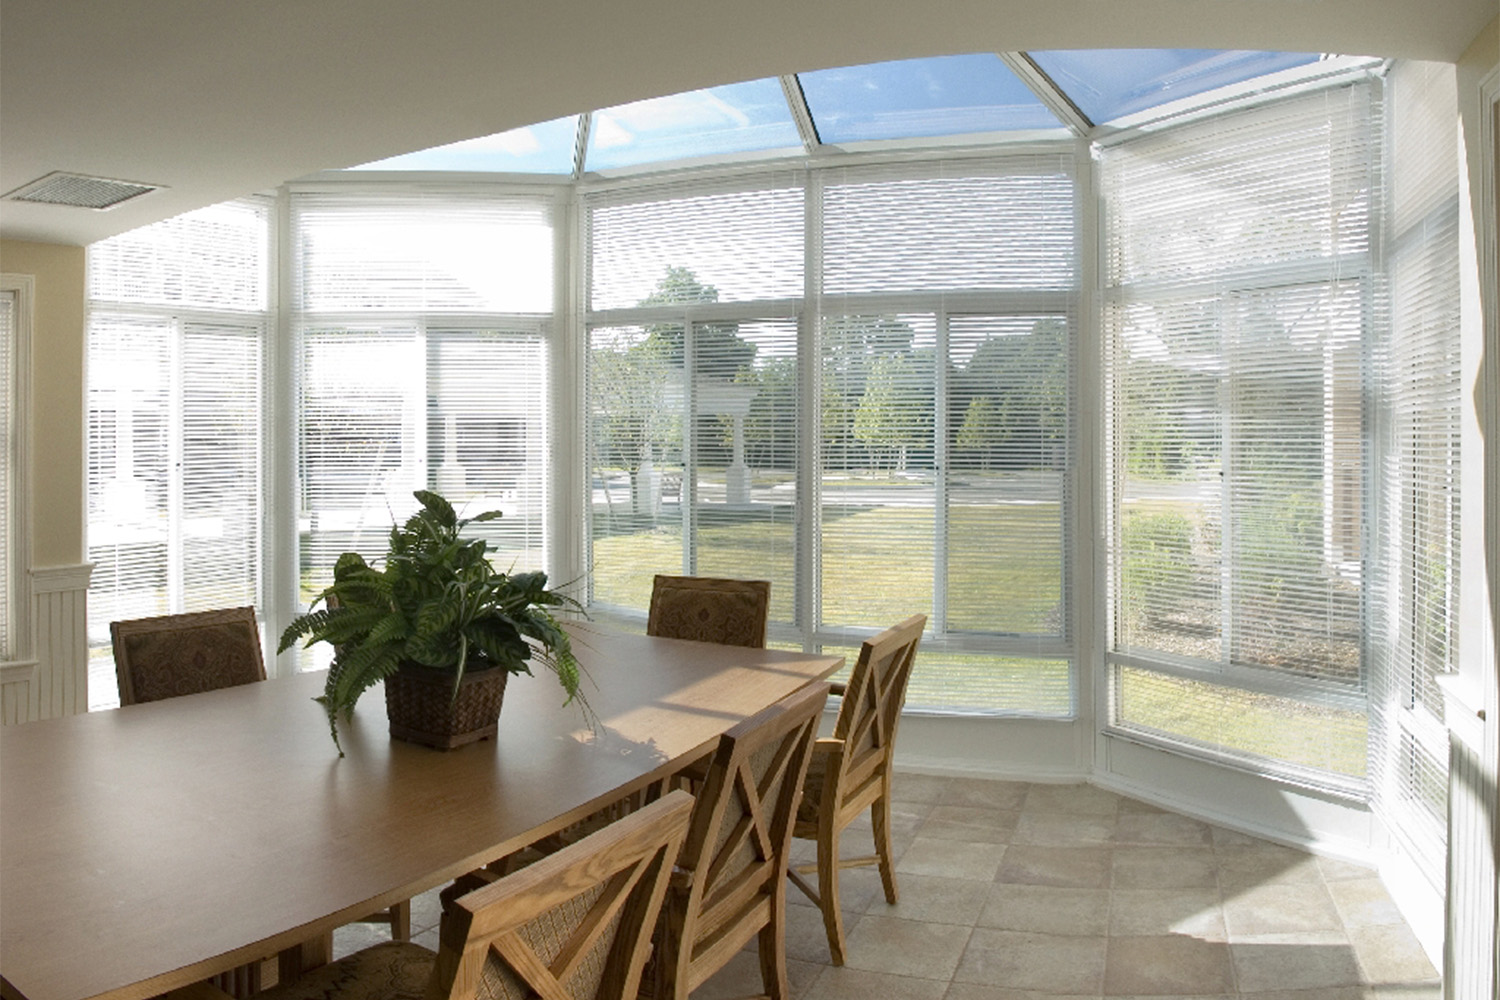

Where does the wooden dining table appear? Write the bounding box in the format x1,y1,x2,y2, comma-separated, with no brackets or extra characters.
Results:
0,624,842,1000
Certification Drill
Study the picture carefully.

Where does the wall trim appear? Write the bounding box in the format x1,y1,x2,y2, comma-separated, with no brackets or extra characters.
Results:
31,562,95,594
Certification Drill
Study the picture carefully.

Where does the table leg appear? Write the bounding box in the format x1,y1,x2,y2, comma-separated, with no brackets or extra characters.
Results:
278,932,333,982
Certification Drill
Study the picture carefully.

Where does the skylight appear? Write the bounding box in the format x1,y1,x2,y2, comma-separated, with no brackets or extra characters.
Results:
351,115,581,174
1027,49,1323,124
584,78,803,172
797,53,1062,143
337,50,1351,177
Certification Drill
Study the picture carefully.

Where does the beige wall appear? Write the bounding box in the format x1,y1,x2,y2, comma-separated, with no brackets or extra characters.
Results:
0,239,85,569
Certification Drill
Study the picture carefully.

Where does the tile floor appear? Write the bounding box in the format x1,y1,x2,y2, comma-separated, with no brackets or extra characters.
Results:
333,772,1442,999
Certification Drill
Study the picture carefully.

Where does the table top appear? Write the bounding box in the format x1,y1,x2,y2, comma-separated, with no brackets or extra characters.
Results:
0,625,841,1000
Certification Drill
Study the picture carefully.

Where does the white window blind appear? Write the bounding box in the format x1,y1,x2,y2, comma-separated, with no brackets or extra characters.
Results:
0,289,14,660
586,179,805,619
86,201,271,707
586,156,1078,716
1368,60,1462,876
291,192,554,625
1102,83,1381,788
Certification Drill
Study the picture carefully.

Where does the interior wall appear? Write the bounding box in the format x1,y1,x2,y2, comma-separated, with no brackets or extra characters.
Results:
0,239,85,569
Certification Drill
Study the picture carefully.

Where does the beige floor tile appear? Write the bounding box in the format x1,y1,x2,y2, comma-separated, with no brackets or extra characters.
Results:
1116,795,1171,815
941,778,1030,810
1365,985,1443,1000
787,860,888,915
920,805,1021,844
875,873,992,925
1222,882,1344,938
803,966,951,1000
1112,847,1218,890
841,913,973,980
692,948,824,1000
1108,888,1226,941
1232,991,1365,1000
1210,825,1267,848
1022,783,1124,816
1231,941,1364,992
1347,923,1439,985
1111,811,1214,847
407,886,444,936
1316,854,1378,882
1326,877,1404,928
978,883,1109,936
1102,935,1235,996
943,986,1096,1000
896,838,1007,881
1013,810,1118,846
1213,845,1324,889
997,845,1114,889
954,928,1107,994
891,772,953,804
782,898,863,965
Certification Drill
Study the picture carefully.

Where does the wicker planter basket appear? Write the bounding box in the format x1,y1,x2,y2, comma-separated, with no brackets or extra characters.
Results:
384,663,510,749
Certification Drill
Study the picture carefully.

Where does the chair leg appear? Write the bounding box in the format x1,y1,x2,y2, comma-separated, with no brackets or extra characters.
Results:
389,899,412,942
757,881,790,1000
816,822,848,966
871,788,899,905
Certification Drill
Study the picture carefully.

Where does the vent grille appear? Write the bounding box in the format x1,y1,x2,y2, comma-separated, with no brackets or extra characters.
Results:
4,172,160,210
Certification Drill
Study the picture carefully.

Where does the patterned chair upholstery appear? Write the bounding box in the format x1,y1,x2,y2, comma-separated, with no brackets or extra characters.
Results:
646,575,771,648
111,606,266,705
247,791,694,1000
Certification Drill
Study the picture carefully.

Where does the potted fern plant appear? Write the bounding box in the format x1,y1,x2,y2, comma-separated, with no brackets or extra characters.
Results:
279,490,583,755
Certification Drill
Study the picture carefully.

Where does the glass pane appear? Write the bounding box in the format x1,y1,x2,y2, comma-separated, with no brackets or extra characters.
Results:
350,116,581,174
1029,49,1321,124
948,315,1068,636
586,79,801,171
1116,666,1367,778
799,54,1061,143
588,323,687,608
691,318,799,625
819,314,937,629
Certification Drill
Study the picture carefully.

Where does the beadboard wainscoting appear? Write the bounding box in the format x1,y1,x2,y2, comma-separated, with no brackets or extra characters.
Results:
2,564,93,724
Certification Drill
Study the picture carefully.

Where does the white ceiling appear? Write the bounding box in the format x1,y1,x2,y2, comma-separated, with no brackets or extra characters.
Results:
2,0,1493,247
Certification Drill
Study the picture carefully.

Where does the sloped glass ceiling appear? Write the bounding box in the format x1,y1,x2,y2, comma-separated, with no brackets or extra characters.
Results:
1028,49,1322,123
349,49,1334,175
799,53,1061,143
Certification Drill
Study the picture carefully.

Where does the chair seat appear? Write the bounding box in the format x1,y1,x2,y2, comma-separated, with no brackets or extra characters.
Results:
254,942,434,1000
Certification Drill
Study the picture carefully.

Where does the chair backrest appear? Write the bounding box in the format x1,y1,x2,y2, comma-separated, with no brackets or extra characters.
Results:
669,681,829,990
646,575,771,648
433,790,694,1000
111,606,266,706
830,614,926,796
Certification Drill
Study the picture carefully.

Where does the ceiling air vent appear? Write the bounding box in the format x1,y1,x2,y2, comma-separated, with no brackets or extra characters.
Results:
3,172,161,210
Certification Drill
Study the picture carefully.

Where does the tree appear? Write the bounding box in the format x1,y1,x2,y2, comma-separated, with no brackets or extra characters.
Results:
853,350,933,471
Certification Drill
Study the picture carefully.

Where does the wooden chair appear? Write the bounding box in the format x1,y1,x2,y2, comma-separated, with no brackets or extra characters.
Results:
110,606,409,984
650,681,829,1000
203,790,694,1000
786,614,925,966
111,606,266,705
647,575,771,648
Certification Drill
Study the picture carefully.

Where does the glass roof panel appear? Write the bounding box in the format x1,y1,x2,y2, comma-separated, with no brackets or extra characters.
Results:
1028,49,1322,124
350,115,581,174
798,53,1062,144
585,78,802,172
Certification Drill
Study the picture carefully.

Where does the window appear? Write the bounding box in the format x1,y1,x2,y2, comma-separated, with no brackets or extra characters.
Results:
86,201,271,708
1368,59,1463,878
1102,83,1382,789
0,276,31,665
586,155,1078,714
290,190,558,642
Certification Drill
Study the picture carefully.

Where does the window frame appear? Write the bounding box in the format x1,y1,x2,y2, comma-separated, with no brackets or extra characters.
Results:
0,274,34,670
